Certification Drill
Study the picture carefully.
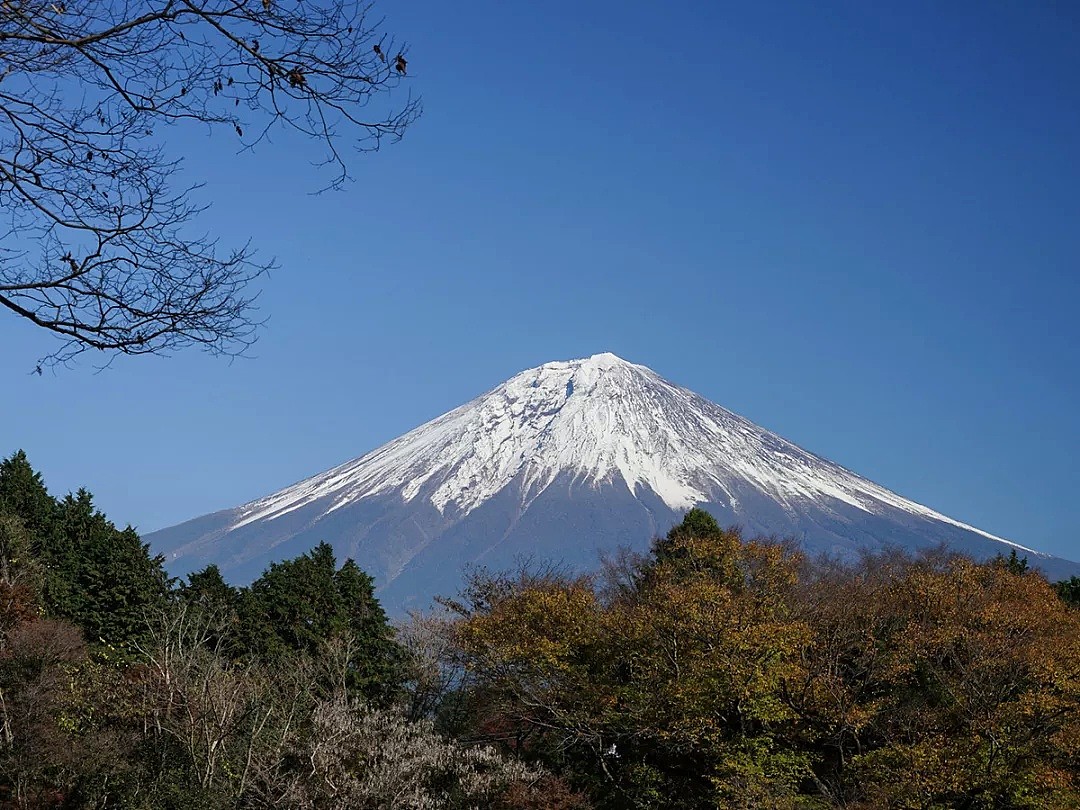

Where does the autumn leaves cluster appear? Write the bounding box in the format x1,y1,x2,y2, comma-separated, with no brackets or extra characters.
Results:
438,510,1080,809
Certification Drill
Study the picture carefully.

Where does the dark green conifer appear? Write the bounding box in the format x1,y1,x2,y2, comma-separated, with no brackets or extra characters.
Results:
0,452,169,650
55,489,170,649
994,547,1030,576
238,541,403,702
651,506,725,564
1055,576,1080,607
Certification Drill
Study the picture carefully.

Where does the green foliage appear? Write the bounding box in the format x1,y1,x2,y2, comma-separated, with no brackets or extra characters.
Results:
0,512,42,609
669,506,724,540
179,564,237,613
0,450,58,541
0,453,579,808
55,489,170,649
237,541,404,702
1056,576,1080,608
0,451,170,651
0,450,59,609
651,506,724,562
994,547,1031,575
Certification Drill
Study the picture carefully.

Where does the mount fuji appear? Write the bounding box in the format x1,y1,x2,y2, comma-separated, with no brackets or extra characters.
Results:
147,353,1079,610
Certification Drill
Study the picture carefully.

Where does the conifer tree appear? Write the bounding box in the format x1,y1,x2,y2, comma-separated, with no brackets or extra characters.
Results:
238,542,403,703
0,451,58,540
53,489,170,649
179,564,239,615
651,507,725,562
0,452,169,650
995,547,1031,575
1055,576,1080,607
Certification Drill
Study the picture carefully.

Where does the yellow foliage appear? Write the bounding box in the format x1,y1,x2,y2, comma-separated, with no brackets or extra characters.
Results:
447,525,1080,809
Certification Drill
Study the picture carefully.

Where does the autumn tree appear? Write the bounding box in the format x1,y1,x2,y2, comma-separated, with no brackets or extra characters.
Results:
792,550,1080,809
446,512,812,809
0,0,419,367
442,512,1080,809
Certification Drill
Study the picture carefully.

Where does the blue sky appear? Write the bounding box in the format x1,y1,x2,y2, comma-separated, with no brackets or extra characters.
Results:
3,0,1078,560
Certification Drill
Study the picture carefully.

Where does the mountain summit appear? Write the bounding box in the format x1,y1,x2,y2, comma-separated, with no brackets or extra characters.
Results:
148,353,1078,609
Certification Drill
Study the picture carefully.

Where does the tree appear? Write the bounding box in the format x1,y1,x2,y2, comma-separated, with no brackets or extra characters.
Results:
994,548,1030,576
0,616,92,806
0,450,57,541
442,517,1080,809
791,550,1080,809
1055,576,1080,608
52,489,171,649
255,695,586,810
180,563,239,615
0,0,419,367
238,541,404,702
447,521,811,809
0,451,170,650
652,506,724,561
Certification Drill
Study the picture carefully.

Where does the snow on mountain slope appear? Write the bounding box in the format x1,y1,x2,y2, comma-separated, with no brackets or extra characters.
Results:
225,353,1028,550
147,353,1076,610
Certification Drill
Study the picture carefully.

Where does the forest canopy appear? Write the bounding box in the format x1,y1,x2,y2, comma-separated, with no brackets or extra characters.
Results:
2,452,1079,809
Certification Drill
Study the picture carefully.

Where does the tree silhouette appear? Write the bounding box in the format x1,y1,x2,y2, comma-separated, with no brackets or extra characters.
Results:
0,0,419,367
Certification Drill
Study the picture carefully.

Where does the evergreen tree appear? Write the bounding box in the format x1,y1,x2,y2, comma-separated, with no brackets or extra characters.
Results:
0,451,64,609
0,513,40,593
179,564,239,614
333,558,404,700
54,489,170,649
238,542,403,702
1055,576,1080,608
667,506,724,542
650,506,725,565
0,450,58,541
0,513,41,637
0,452,169,650
994,548,1031,576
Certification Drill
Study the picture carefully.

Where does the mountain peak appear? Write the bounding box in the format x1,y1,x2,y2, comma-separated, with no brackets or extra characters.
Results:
230,354,697,527
148,355,1079,608
530,352,641,381
581,351,631,368
220,355,1028,542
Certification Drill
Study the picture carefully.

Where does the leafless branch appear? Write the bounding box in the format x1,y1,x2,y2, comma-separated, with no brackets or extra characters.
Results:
0,0,420,367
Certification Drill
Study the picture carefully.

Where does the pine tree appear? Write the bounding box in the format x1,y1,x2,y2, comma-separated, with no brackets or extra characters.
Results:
0,451,74,619
54,489,170,649
238,542,403,702
180,564,239,614
667,507,723,542
0,452,170,650
650,506,725,565
0,451,58,540
1055,576,1080,608
994,548,1030,576
333,558,404,701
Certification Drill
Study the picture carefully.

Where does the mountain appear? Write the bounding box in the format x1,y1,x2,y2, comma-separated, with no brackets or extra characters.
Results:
147,353,1079,610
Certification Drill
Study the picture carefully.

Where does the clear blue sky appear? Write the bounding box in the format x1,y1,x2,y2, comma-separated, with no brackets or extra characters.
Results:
3,0,1078,560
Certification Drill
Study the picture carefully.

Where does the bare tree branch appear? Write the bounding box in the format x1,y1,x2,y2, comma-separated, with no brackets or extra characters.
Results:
0,0,420,367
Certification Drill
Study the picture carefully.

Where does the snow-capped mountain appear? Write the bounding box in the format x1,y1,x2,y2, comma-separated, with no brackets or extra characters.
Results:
147,353,1079,610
